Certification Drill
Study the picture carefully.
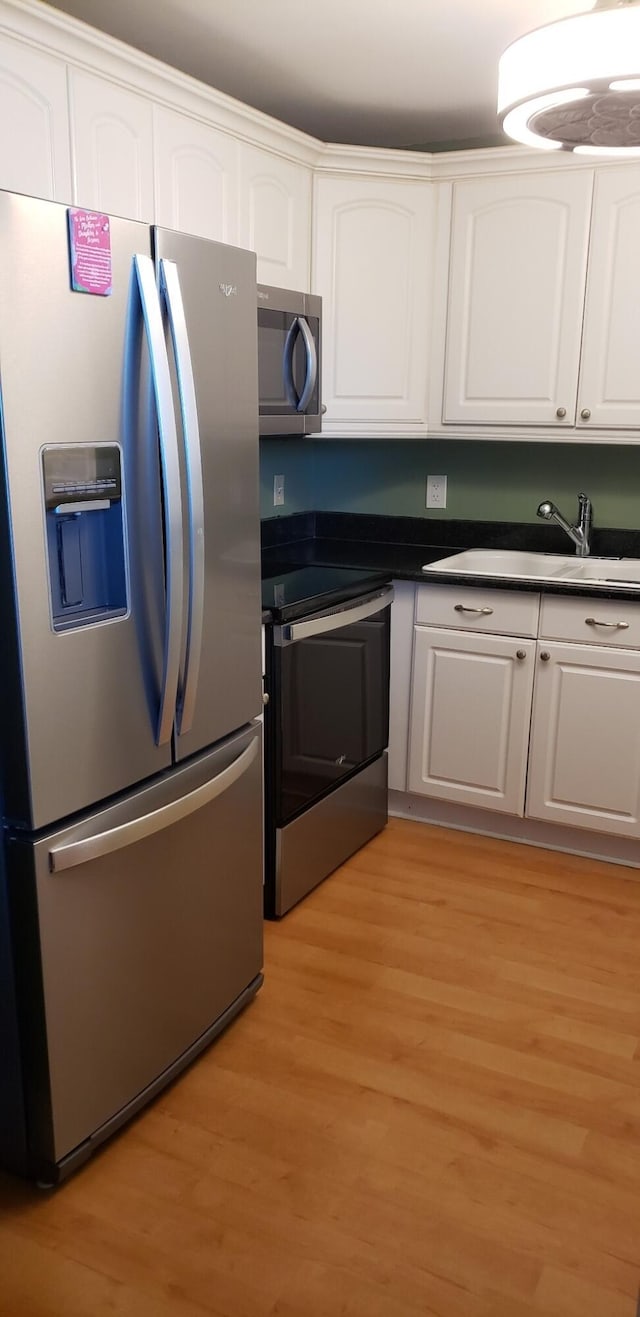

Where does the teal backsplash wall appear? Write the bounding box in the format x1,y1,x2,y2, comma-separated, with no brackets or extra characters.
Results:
260,439,640,529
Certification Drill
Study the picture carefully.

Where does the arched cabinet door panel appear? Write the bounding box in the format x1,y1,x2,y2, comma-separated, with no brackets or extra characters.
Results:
443,170,593,428
154,105,239,245
313,175,433,435
70,69,154,221
0,36,71,202
238,144,311,290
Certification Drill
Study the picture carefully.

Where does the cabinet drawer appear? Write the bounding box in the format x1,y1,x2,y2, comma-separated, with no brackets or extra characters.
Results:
415,584,540,637
540,595,640,648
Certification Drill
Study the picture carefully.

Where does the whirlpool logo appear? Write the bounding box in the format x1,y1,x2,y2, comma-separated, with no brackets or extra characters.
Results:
219,283,238,297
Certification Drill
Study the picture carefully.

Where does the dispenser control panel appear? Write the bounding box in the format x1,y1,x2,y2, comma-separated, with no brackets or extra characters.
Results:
42,445,122,509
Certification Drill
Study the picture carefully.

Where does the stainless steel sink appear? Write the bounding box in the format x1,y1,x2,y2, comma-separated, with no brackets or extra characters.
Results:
422,549,640,588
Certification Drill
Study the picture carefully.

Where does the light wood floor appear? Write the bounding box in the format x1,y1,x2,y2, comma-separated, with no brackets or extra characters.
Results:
3,818,640,1316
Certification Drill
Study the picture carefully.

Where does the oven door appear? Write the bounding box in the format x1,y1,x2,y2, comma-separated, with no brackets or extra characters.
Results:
258,289,321,436
273,587,393,825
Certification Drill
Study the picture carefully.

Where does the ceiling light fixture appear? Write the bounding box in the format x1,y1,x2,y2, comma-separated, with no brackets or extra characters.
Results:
498,0,640,155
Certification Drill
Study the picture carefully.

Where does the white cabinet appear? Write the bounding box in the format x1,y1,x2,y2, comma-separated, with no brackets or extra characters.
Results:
69,70,154,221
576,165,640,430
442,170,593,428
154,106,239,243
526,641,640,838
407,585,538,815
526,594,640,838
0,36,71,202
312,174,434,435
238,144,311,290
408,625,536,814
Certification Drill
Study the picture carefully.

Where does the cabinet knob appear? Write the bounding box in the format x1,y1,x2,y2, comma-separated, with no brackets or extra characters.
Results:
321,404,327,414
580,407,591,421
555,406,567,419
540,651,550,662
262,690,270,705
516,649,526,660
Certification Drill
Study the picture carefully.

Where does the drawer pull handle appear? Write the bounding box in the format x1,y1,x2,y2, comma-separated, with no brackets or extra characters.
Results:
454,604,493,616
585,617,630,630
516,649,526,660
540,651,550,661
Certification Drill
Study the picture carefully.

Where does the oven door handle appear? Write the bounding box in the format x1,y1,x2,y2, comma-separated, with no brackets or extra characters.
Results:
275,586,394,645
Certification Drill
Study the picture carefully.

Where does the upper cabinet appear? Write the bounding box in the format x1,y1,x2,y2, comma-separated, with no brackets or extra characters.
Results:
442,170,593,429
154,106,239,244
312,174,434,436
0,36,71,202
69,70,154,221
576,165,640,430
440,163,640,437
238,144,311,290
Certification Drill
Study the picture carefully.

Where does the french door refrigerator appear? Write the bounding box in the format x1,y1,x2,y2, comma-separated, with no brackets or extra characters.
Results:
0,191,263,1184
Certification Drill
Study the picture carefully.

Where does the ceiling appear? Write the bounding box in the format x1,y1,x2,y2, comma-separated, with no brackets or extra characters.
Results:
46,0,593,151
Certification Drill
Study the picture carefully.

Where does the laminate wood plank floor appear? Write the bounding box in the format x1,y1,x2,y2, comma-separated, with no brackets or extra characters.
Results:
3,818,640,1315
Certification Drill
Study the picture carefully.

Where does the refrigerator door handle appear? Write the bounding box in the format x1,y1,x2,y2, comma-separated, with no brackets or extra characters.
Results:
134,253,184,747
296,316,318,414
48,735,259,873
159,258,205,737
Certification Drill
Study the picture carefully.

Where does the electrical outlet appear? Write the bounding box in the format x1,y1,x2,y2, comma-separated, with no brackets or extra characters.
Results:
273,474,285,507
426,474,447,509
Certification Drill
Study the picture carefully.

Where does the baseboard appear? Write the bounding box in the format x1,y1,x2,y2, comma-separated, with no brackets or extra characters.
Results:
388,790,640,871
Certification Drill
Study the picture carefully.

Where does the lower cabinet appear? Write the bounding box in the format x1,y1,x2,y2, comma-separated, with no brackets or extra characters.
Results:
527,644,640,840
408,626,535,814
407,583,640,843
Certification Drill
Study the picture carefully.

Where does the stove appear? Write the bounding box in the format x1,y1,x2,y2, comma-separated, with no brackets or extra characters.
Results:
261,562,391,622
262,565,393,917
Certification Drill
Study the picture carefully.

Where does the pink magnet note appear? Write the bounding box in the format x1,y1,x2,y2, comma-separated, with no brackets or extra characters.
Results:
68,208,113,296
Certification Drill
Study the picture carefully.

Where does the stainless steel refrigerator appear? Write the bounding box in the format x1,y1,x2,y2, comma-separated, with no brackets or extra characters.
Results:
0,191,263,1184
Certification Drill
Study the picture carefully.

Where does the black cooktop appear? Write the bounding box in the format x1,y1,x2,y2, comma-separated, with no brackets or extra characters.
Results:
261,562,390,622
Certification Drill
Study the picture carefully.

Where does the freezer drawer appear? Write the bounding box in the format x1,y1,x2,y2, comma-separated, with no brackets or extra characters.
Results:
7,723,263,1179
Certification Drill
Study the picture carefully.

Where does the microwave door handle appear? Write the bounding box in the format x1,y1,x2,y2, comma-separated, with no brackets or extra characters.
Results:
133,254,184,746
282,316,301,408
296,316,318,413
159,259,205,737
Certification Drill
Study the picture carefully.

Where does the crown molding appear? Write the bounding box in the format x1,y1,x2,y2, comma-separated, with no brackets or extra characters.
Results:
314,142,435,181
0,0,325,166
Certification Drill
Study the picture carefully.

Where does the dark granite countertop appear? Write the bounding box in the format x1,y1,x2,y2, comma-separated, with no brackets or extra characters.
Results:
261,512,640,608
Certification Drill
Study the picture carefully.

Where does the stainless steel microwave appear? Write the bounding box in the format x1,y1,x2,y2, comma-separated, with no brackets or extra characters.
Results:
257,284,322,436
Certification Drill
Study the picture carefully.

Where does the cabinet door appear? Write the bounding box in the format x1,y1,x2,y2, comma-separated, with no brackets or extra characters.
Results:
239,144,311,290
312,175,433,434
577,166,640,430
70,70,154,221
443,171,593,427
154,106,239,243
526,641,640,838
0,37,71,202
408,627,535,814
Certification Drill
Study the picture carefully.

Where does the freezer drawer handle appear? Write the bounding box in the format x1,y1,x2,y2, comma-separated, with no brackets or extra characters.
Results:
48,736,259,873
160,259,205,737
134,253,184,747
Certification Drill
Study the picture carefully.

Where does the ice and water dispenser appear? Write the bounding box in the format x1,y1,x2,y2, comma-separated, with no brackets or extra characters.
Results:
42,445,127,631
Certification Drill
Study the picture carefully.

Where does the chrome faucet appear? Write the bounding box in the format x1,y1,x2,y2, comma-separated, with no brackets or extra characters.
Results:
536,492,593,557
